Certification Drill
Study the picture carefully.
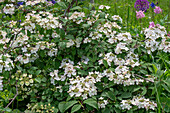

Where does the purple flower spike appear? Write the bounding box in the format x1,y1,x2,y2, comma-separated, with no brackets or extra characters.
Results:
134,0,150,11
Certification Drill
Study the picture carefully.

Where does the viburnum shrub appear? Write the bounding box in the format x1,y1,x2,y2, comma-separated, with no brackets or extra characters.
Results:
0,0,169,113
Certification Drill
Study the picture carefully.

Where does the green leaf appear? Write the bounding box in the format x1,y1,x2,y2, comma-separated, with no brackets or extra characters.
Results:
35,78,41,83
102,107,110,113
58,102,65,113
64,100,78,112
106,91,115,100
58,2,67,9
66,96,72,101
132,87,140,92
3,108,12,112
42,77,47,82
121,92,131,98
103,60,109,68
71,104,81,113
141,87,147,96
161,84,170,93
35,70,41,75
152,64,158,74
84,98,98,110
71,6,82,11
140,70,148,75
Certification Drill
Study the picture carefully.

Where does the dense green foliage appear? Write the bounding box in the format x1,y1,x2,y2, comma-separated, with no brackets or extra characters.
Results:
0,0,169,113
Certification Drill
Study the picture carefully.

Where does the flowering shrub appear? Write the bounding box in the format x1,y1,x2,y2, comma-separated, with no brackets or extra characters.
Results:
0,0,169,113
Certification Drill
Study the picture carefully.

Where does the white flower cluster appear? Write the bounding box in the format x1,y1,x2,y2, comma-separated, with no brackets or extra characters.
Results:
77,56,89,66
112,15,123,23
120,96,157,110
108,32,132,44
115,42,129,54
59,59,77,77
88,71,103,82
0,54,14,73
9,20,17,28
98,52,116,66
99,50,139,68
69,12,85,24
50,59,78,83
89,31,103,40
0,76,3,91
11,33,29,48
98,97,108,108
15,41,57,64
21,11,62,33
0,30,10,45
98,51,154,86
98,21,121,35
18,73,34,87
84,21,121,43
144,24,170,54
50,70,64,82
102,69,144,86
26,0,46,6
108,32,132,54
68,75,97,99
99,5,110,10
3,4,15,15
66,38,81,48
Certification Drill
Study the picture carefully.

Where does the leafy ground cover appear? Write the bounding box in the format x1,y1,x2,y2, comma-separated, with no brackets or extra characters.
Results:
0,0,169,113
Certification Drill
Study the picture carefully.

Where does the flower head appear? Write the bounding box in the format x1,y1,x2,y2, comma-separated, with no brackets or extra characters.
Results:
149,21,155,28
150,2,155,8
136,10,145,19
17,2,24,6
154,6,162,14
134,0,150,11
51,0,56,4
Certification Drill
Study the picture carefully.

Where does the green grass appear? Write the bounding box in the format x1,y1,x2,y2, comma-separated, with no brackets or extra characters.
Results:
88,0,170,31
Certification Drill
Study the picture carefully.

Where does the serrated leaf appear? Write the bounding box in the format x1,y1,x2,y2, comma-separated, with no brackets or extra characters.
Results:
71,104,81,113
64,100,78,112
84,98,98,110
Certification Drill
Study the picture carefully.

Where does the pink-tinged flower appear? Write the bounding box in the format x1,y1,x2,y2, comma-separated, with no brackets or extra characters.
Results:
154,6,162,14
136,10,145,19
149,21,155,28
167,32,170,37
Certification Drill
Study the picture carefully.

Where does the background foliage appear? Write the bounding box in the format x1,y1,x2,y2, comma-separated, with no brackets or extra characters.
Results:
0,0,169,113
